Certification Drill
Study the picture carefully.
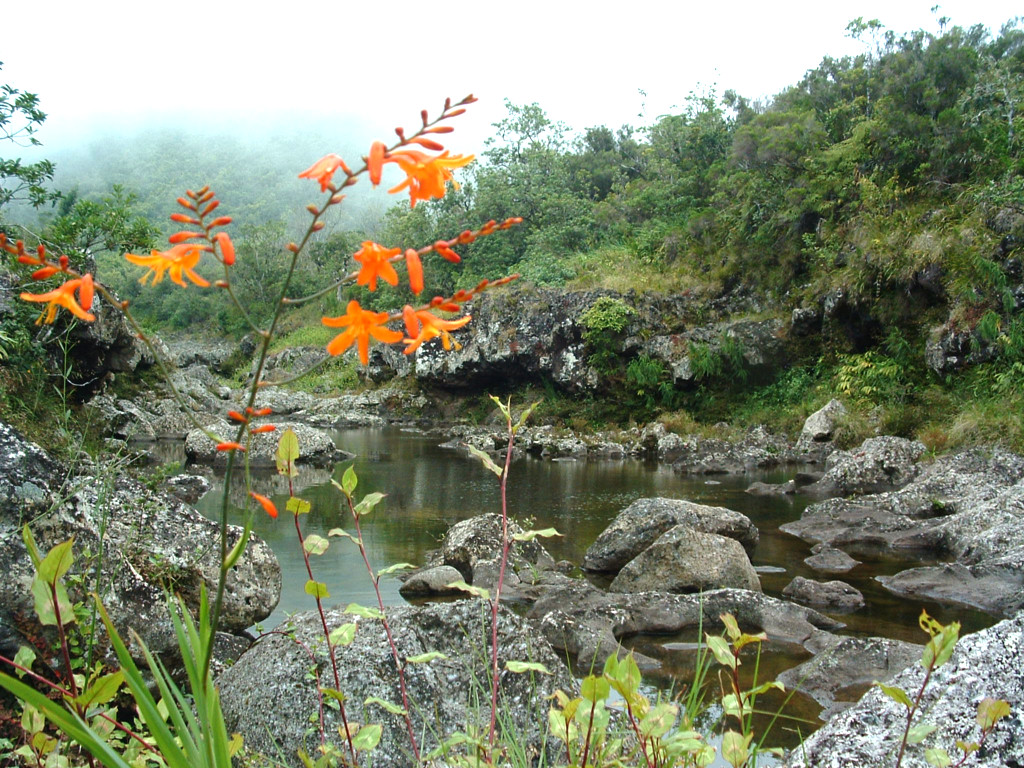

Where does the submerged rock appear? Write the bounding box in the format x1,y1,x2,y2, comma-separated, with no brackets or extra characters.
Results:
782,576,864,612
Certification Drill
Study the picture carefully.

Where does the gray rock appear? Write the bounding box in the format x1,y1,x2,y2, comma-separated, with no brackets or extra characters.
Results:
184,419,344,467
796,399,846,455
584,497,758,573
609,527,761,594
398,565,467,597
785,612,1024,768
803,436,925,497
671,427,793,475
219,600,574,768
777,635,922,720
435,513,557,588
746,479,797,495
530,581,843,670
782,576,864,612
804,544,861,573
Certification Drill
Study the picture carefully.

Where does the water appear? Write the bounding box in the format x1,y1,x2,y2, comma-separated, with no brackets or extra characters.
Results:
190,426,997,746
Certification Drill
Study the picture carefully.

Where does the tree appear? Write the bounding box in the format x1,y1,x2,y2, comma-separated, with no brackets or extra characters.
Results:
0,63,60,211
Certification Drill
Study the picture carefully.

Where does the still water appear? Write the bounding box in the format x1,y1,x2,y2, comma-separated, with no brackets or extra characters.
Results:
192,426,996,742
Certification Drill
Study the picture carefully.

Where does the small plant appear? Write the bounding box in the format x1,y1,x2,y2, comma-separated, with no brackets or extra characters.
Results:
581,297,636,374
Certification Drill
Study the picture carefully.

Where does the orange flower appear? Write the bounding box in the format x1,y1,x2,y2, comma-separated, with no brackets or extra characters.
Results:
250,492,278,519
298,153,349,192
20,274,96,325
387,150,474,207
215,232,236,266
402,305,471,354
353,241,401,291
323,300,403,364
125,244,210,287
405,249,424,295
367,141,388,186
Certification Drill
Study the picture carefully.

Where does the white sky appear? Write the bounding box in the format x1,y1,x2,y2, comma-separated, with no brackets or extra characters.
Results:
2,0,1021,153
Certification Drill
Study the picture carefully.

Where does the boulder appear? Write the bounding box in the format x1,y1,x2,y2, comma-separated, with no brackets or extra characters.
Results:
777,635,922,720
804,543,861,573
219,600,575,768
609,527,761,594
584,497,758,573
184,420,345,467
0,421,280,664
782,576,864,612
671,426,793,475
784,613,1024,768
529,580,843,670
795,399,846,456
434,513,557,590
398,565,467,598
802,436,925,497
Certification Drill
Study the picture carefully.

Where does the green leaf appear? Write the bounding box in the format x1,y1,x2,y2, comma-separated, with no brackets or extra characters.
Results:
344,603,384,620
286,497,311,516
876,682,913,709
721,730,752,768
13,646,35,678
303,534,329,556
924,747,952,766
21,526,42,568
907,723,937,744
32,578,74,627
639,702,678,738
365,696,407,716
720,613,741,642
977,697,1011,729
276,428,300,476
321,687,347,704
580,674,610,702
341,465,358,496
466,444,503,477
74,670,125,709
446,580,490,600
512,528,561,542
351,723,382,752
922,622,960,669
407,651,448,664
327,527,357,543
304,580,330,599
513,401,541,433
705,634,736,669
328,624,357,646
37,539,75,583
377,563,415,578
354,492,386,518
505,660,551,675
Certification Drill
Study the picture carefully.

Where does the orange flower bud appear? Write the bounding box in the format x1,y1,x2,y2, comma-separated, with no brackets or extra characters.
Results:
208,216,232,227
170,213,201,224
59,255,69,270
32,266,59,280
177,197,197,210
186,189,198,199
201,199,220,216
250,491,278,519
306,204,319,215
216,441,246,452
215,232,235,266
410,137,445,151
169,231,203,243
215,279,229,288
287,243,299,253
312,221,325,232
251,407,273,417
446,108,466,118
330,193,345,205
405,249,424,295
421,109,429,126
228,410,248,423
425,126,455,134
368,141,387,186
199,190,215,204
197,185,210,196
250,424,276,434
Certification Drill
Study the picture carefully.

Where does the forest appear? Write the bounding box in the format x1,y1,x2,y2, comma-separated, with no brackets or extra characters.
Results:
2,15,1023,449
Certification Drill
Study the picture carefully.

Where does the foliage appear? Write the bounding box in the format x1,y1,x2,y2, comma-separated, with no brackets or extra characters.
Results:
0,64,59,211
580,296,636,374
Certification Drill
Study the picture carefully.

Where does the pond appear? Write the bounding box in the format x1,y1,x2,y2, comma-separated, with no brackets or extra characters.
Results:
191,426,996,740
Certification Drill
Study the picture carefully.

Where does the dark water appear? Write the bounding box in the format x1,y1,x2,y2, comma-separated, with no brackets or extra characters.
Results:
191,426,997,746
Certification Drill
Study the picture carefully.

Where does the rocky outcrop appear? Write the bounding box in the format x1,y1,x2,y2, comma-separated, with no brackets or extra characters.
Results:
0,421,280,664
583,497,758,573
795,399,846,457
608,527,760,593
184,420,347,467
783,448,1024,616
785,612,1024,768
219,600,574,768
670,426,794,474
801,436,925,497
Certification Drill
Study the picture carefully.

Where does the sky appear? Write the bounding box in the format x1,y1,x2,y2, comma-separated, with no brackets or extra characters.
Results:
2,0,1021,155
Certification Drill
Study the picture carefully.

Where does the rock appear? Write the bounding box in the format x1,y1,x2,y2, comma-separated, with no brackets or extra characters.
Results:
746,479,796,495
802,436,925,497
531,581,842,670
0,420,280,665
782,448,1024,616
635,423,688,461
671,427,792,475
219,600,575,768
784,612,1024,768
777,635,922,720
790,306,822,336
435,513,557,589
163,473,212,504
795,399,847,455
67,300,149,395
609,527,761,594
782,576,864,612
184,420,345,467
925,324,998,375
398,565,466,597
583,497,758,573
804,544,861,573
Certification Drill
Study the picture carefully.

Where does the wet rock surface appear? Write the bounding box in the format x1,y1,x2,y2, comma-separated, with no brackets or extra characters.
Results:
782,576,864,612
219,600,574,768
802,436,926,497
